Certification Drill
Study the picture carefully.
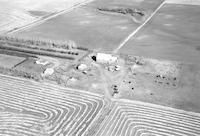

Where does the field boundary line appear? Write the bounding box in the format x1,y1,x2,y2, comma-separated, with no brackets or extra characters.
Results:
113,0,165,53
6,0,94,35
112,98,200,116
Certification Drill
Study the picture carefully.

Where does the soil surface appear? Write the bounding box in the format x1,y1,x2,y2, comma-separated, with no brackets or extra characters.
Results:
13,0,164,51
14,6,137,51
0,0,88,33
119,4,200,64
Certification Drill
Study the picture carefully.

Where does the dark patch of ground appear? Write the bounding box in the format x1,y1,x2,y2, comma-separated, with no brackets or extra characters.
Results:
97,7,145,16
28,10,50,17
97,7,146,23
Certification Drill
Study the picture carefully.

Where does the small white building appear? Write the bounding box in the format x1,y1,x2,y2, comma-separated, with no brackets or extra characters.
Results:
96,53,117,64
42,68,54,76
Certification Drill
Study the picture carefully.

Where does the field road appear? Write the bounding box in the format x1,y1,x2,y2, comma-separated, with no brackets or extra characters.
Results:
113,0,200,53
113,0,165,53
6,0,94,35
0,74,105,136
94,99,200,136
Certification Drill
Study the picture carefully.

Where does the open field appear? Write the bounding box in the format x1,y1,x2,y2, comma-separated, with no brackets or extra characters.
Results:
93,99,200,136
166,0,200,5
0,6,35,34
13,6,138,52
0,0,90,34
0,0,90,12
118,4,200,64
13,0,164,51
0,54,25,69
89,0,164,10
0,74,105,136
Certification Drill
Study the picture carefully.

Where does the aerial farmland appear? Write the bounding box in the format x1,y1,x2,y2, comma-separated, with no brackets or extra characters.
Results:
11,0,164,51
0,0,200,136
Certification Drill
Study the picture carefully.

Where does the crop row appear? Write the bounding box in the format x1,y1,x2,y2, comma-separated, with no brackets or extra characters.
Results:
0,74,104,136
94,100,200,136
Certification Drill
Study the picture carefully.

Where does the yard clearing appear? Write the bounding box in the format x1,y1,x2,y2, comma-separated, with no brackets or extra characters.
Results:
0,54,25,69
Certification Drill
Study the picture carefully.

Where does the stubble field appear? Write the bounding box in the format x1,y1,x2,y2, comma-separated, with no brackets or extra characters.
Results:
0,74,105,136
13,0,164,51
0,0,90,34
118,4,200,64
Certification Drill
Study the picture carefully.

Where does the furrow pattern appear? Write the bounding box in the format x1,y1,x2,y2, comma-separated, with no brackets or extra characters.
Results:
0,74,104,136
94,99,200,136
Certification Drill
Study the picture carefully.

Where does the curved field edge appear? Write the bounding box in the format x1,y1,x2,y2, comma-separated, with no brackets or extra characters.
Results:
0,74,108,136
86,98,200,136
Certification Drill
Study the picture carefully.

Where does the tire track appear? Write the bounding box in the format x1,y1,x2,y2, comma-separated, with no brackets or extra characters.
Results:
113,0,165,53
